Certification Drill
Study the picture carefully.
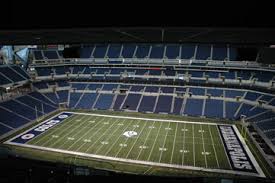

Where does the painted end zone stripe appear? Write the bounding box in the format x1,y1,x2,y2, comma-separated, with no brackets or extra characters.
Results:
218,125,256,173
10,112,73,144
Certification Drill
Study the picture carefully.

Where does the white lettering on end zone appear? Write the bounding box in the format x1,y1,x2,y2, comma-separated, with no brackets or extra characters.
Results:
58,115,68,119
16,113,70,142
21,134,35,140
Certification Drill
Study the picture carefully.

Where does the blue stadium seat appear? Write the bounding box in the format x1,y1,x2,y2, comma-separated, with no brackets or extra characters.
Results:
253,71,274,82
237,71,251,80
212,45,228,60
102,84,118,91
44,92,59,104
145,86,159,93
0,123,13,136
244,92,262,101
220,71,236,79
121,44,136,58
138,96,156,112
207,89,223,97
113,95,126,110
204,99,223,118
44,50,59,59
11,66,30,79
122,94,141,110
93,44,108,58
110,68,124,74
196,45,211,60
33,82,48,89
172,98,183,115
96,68,110,74
80,47,94,58
33,50,44,60
57,90,69,103
189,88,205,95
36,67,52,76
189,71,203,78
235,103,253,118
87,83,102,90
69,93,82,108
184,98,203,116
94,94,114,110
107,44,122,58
163,70,176,76
72,66,86,74
0,108,29,128
225,90,244,98
76,93,98,109
225,102,240,119
135,45,150,58
72,83,87,90
160,87,174,93
205,72,220,78
259,95,274,102
181,44,196,59
0,66,25,82
149,45,165,58
130,86,144,92
165,45,180,59
155,96,172,113
148,70,162,76
229,47,237,61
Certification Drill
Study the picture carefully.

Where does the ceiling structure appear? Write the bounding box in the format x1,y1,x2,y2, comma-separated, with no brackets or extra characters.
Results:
1,27,275,45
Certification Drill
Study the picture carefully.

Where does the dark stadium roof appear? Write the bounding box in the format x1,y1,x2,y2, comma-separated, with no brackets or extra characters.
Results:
2,27,275,45
2,1,275,44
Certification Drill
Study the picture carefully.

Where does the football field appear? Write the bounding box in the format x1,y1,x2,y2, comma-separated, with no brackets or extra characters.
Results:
5,111,265,177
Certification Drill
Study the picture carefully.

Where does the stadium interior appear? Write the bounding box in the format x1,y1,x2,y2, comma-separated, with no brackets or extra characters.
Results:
1,5,275,182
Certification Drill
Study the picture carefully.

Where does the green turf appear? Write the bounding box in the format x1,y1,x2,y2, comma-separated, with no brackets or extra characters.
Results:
24,112,231,170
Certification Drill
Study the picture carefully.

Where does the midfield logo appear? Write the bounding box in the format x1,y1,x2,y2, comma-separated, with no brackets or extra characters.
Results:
123,131,137,138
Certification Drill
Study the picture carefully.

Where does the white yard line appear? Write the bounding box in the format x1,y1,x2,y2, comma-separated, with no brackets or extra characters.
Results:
65,116,101,150
170,122,178,164
200,124,208,168
192,124,195,167
208,125,219,168
147,122,163,161
4,112,65,144
43,115,88,147
143,166,153,175
60,115,96,149
115,120,142,158
7,142,265,177
84,117,118,154
104,119,134,156
94,118,123,154
74,117,113,152
136,121,156,160
31,114,79,146
125,120,149,159
159,122,171,163
68,111,224,125
182,123,186,166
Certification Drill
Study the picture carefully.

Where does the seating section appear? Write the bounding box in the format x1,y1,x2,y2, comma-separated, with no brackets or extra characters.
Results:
155,96,173,113
1,80,275,145
0,65,30,85
0,91,58,136
94,94,114,110
33,65,275,84
138,96,156,112
204,99,223,118
184,98,203,116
